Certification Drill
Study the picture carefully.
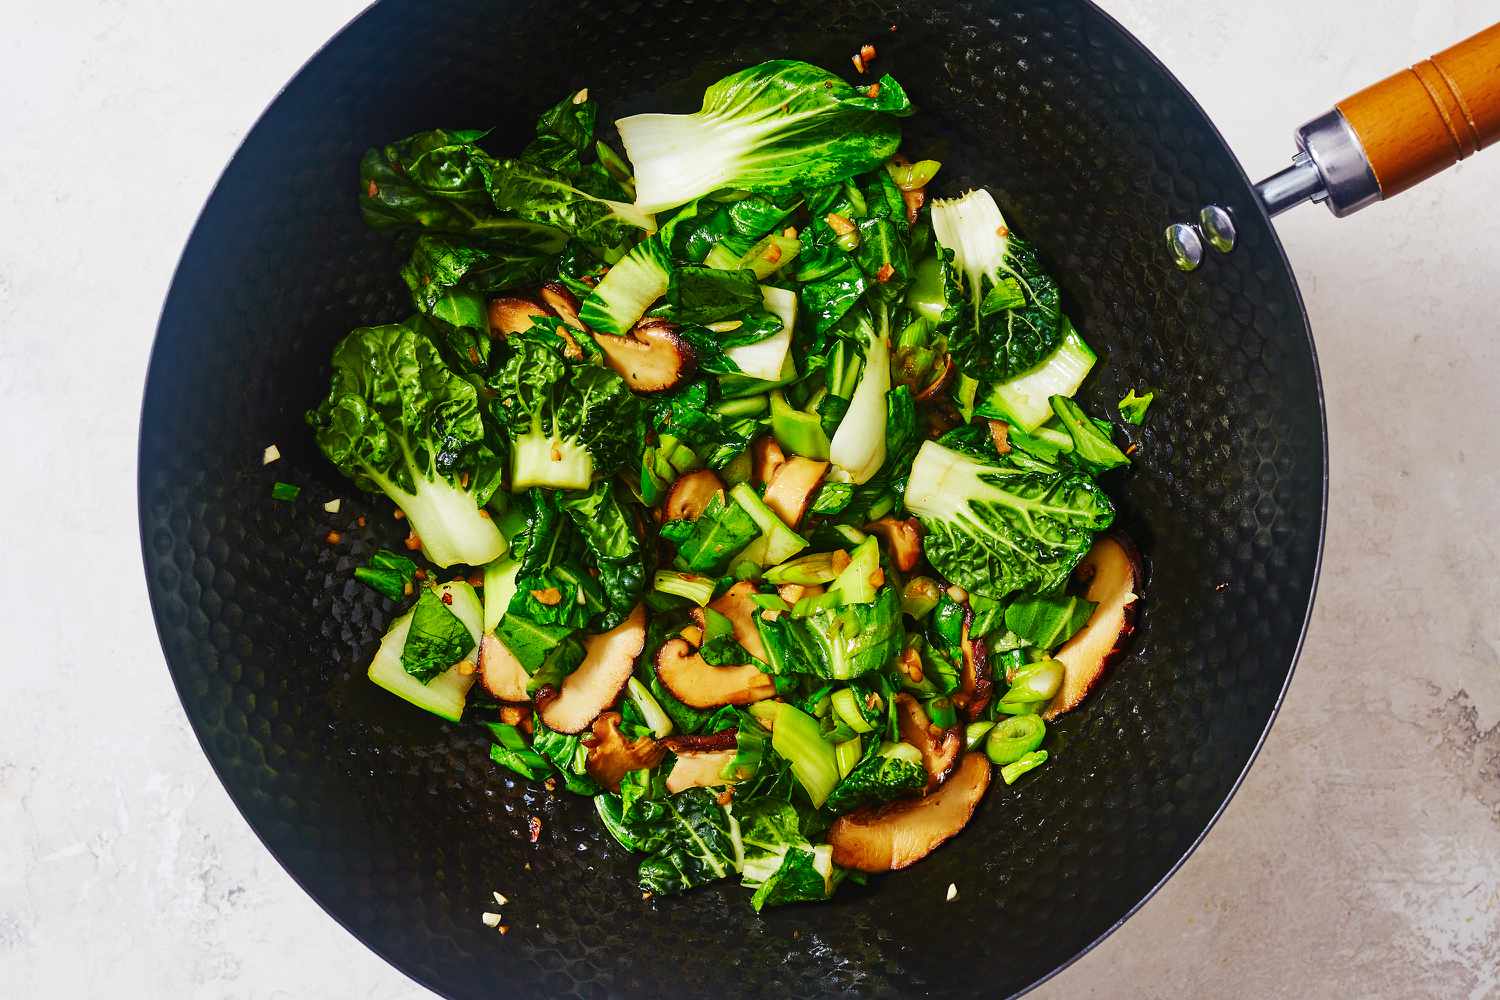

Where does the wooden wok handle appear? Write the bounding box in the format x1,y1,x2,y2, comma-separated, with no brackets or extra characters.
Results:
1336,22,1500,198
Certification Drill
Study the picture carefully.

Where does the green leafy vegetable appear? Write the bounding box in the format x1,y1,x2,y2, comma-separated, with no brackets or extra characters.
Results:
488,330,642,490
636,788,742,895
307,318,507,567
824,740,925,812
354,548,419,601
271,481,300,501
401,586,477,683
616,60,912,213
1004,594,1096,649
1118,388,1154,425
904,440,1114,598
1050,395,1129,472
930,188,1063,382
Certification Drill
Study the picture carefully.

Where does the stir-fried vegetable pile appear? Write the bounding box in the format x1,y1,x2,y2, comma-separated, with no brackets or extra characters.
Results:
309,59,1145,911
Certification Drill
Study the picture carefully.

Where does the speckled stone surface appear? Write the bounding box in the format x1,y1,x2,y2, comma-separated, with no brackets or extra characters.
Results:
3,1,1499,997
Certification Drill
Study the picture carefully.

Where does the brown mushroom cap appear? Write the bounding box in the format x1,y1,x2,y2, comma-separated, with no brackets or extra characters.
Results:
584,711,665,792
664,748,738,793
762,456,829,529
655,636,776,709
690,581,768,663
537,604,647,733
662,469,725,522
751,435,787,487
1044,533,1142,720
863,516,922,572
895,693,960,791
488,295,551,337
829,752,991,872
478,631,531,702
594,319,697,393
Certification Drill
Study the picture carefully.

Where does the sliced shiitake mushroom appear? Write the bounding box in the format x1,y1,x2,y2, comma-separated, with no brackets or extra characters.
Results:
863,516,922,572
655,635,776,709
595,319,697,393
689,581,768,663
1044,533,1143,720
895,693,960,791
762,456,829,529
912,355,956,404
665,748,738,793
537,604,647,733
751,435,787,486
584,711,665,792
488,295,551,337
662,469,725,523
829,752,990,873
954,610,994,722
478,632,531,702
535,282,587,359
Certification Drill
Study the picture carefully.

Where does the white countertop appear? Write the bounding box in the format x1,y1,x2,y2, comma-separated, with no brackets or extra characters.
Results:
4,1,1498,995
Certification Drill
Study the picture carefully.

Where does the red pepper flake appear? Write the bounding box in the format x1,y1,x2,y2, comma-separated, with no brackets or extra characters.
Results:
324,530,342,545
497,925,510,935
478,509,491,519
1125,443,1139,456
527,816,543,843
851,53,866,74
875,262,895,283
404,531,422,551
764,243,783,264
414,568,427,581
996,225,1010,237
860,43,877,63
468,346,481,365
459,470,470,488
865,82,881,99
544,776,559,793
393,508,405,520
356,515,367,528
467,571,484,587
441,591,454,605
366,179,378,198
715,787,734,806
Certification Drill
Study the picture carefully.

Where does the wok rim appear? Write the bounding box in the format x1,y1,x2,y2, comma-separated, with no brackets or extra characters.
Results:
136,2,1329,996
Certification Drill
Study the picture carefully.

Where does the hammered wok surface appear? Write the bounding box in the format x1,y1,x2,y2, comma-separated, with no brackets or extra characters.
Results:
139,0,1325,995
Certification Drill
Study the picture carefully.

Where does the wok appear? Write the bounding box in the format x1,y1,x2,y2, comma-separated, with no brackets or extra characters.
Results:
138,2,1500,995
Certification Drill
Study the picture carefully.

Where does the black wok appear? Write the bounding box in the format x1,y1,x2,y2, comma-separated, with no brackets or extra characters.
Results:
140,1,1345,995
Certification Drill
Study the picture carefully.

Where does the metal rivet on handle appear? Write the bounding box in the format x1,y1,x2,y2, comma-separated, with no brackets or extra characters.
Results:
1198,205,1237,252
1165,223,1204,271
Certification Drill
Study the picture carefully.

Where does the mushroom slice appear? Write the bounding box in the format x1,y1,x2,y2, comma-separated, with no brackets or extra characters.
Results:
955,610,994,722
488,295,551,337
829,752,991,873
665,748,738,793
584,711,665,792
751,435,787,486
661,730,738,753
477,632,531,703
863,516,922,572
762,456,829,529
912,355,956,404
1044,533,1143,720
595,319,697,393
655,636,776,709
537,605,647,733
895,693,960,791
690,581,769,663
534,282,587,359
662,469,725,523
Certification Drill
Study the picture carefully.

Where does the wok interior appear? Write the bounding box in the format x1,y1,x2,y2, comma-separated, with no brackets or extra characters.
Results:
140,0,1322,995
